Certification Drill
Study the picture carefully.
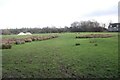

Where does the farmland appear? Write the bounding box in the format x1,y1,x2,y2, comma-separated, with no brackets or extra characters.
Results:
1,32,118,78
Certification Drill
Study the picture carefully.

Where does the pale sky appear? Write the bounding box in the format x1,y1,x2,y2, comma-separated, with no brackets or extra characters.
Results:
0,0,119,29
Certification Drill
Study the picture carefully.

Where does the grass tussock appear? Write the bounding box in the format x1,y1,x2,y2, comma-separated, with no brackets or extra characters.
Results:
76,34,113,38
0,44,12,49
1,35,58,49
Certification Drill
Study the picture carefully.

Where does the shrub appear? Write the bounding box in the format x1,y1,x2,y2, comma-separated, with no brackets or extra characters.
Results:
89,40,96,43
16,40,25,45
2,44,12,49
31,36,39,41
76,34,113,38
0,44,2,49
21,40,25,44
24,38,32,42
75,43,80,46
37,37,42,41
76,36,81,38
7,40,16,44
76,36,78,38
16,40,21,45
94,44,98,46
32,38,37,41
42,37,48,40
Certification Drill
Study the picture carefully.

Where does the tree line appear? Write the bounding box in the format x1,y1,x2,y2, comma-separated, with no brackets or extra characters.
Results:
1,20,107,35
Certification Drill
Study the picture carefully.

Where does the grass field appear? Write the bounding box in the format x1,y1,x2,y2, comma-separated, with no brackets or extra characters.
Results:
2,32,118,78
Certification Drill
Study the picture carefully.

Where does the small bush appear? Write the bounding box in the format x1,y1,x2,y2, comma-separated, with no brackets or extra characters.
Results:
76,34,113,38
75,43,80,46
8,40,16,44
16,41,21,45
76,36,78,38
16,40,25,45
32,38,37,41
36,37,41,41
2,44,12,49
94,44,98,46
0,44,2,49
76,36,80,38
52,35,58,38
21,40,25,44
89,40,96,43
24,38,32,42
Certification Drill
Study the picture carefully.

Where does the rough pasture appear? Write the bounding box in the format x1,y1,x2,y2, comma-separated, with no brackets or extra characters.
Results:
2,32,118,78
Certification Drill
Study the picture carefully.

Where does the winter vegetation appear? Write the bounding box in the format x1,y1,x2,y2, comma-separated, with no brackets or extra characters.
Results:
0,0,119,79
1,32,118,79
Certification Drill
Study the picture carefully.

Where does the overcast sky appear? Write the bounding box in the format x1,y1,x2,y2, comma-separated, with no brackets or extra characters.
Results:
0,0,119,29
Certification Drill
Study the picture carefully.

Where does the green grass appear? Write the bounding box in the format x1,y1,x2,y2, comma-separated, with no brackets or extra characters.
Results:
2,32,118,78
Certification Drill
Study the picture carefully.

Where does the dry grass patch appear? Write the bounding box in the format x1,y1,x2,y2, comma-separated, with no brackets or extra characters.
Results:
76,34,113,38
1,35,58,49
0,43,12,49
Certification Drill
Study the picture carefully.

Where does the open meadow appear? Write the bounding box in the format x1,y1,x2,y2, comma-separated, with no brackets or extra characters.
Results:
1,32,118,78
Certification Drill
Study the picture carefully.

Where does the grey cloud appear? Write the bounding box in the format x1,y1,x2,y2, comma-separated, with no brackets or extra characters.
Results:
84,6,118,17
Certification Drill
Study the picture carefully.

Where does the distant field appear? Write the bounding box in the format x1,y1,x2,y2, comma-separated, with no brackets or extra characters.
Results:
2,32,118,78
